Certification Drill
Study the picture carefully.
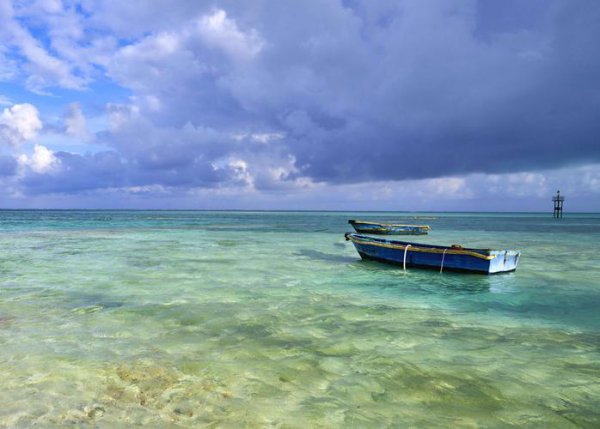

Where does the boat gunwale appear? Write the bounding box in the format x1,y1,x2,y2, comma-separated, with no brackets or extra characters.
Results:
348,220,431,230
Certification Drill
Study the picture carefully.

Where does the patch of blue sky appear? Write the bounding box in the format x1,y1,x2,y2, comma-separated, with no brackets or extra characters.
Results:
15,16,52,47
0,93,12,106
32,132,107,155
0,79,130,115
51,81,132,113
0,83,52,110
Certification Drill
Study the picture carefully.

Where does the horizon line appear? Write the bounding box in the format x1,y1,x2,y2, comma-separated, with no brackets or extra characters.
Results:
1,208,599,214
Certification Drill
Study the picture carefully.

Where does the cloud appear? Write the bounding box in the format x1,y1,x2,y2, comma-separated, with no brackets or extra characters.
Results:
64,103,90,140
97,1,600,189
0,154,17,176
0,103,42,146
0,95,12,106
0,1,599,209
0,49,18,81
195,9,264,61
0,0,113,92
18,150,123,194
18,144,60,174
7,161,600,211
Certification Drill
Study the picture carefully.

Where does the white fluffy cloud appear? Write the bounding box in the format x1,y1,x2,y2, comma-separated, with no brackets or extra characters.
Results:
107,7,264,104
0,103,42,146
195,9,264,61
18,144,60,174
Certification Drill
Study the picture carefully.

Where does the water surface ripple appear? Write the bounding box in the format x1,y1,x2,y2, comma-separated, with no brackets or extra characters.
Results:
0,210,599,427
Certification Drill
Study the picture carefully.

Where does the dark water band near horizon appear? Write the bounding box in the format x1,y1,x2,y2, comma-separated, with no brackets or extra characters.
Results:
1,210,599,427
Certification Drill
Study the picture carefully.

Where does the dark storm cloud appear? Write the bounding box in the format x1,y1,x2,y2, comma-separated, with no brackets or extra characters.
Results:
4,0,600,196
102,0,600,187
267,0,600,183
20,149,231,195
20,151,125,194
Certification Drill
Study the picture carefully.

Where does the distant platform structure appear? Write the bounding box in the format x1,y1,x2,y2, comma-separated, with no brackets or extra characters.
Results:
552,190,564,218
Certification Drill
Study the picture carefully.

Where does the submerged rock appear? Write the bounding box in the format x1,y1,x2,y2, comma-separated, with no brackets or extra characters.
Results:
84,404,105,419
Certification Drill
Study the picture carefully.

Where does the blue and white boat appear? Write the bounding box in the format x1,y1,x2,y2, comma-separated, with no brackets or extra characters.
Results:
345,233,520,274
348,220,430,235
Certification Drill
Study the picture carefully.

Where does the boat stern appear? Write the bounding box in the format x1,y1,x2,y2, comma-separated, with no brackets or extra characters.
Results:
488,250,521,273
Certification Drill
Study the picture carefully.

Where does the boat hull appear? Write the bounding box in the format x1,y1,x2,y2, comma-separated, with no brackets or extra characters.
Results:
348,220,430,235
345,233,520,274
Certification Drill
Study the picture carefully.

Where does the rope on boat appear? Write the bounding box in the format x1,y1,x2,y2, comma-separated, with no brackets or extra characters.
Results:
403,245,411,271
440,249,447,273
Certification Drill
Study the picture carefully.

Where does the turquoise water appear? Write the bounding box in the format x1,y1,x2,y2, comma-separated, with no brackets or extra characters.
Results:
0,210,599,427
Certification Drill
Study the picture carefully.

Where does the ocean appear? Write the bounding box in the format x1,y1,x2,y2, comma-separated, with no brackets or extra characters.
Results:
0,210,599,427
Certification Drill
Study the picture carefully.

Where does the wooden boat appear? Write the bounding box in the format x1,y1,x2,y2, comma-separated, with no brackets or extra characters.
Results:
345,233,520,274
348,219,430,235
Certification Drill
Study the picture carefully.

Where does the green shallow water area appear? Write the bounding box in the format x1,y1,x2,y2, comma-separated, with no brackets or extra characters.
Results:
0,210,599,428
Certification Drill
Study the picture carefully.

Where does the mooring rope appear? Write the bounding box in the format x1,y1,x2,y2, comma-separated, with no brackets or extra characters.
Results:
440,248,447,273
403,245,411,271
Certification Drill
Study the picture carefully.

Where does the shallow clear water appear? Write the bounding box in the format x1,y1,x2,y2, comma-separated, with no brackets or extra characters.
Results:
0,210,599,427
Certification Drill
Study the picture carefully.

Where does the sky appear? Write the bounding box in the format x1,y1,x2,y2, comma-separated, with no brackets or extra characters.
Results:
0,0,599,211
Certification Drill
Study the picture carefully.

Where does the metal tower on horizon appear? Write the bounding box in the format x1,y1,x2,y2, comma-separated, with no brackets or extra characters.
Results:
552,190,564,218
